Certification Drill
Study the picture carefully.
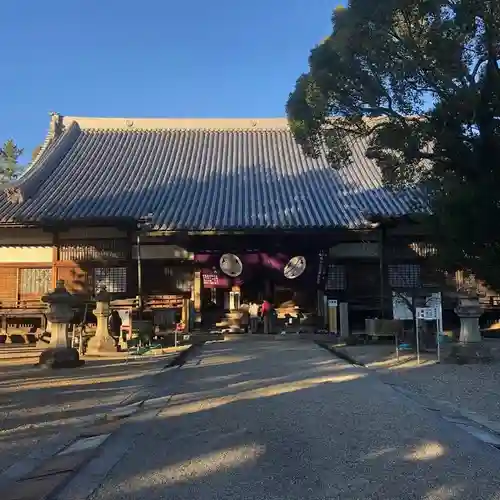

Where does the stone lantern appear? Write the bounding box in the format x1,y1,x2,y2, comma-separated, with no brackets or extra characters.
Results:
446,293,492,363
41,279,75,348
86,286,118,354
455,294,482,344
38,279,83,368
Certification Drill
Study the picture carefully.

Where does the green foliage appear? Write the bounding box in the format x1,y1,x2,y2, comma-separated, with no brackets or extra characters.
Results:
0,139,24,181
287,0,500,290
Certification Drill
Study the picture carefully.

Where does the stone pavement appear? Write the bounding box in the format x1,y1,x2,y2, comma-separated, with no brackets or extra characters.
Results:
0,346,189,479
46,340,500,499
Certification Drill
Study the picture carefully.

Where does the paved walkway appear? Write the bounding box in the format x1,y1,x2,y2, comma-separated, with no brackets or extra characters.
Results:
55,340,500,499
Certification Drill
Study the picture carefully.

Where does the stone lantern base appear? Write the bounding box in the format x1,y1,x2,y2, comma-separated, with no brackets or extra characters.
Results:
86,334,118,355
443,295,494,364
37,347,85,369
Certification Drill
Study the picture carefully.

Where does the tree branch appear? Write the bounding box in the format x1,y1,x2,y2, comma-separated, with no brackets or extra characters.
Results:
385,27,456,100
471,57,488,82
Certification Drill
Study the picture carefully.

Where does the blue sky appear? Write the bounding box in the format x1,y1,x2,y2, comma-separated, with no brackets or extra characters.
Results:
2,1,338,163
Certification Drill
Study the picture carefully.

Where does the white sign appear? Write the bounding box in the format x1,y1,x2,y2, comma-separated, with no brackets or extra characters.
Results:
392,292,413,320
426,292,442,309
393,292,443,323
327,299,338,307
416,307,438,320
183,334,190,341
117,309,130,328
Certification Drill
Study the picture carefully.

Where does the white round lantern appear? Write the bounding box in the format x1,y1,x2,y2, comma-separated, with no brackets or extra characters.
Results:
220,253,243,277
284,256,306,279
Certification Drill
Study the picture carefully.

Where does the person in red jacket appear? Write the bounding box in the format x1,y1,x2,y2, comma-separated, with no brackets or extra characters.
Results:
261,299,273,334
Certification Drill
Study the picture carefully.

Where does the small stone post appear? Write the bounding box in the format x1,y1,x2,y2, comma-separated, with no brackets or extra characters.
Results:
86,287,117,355
38,280,83,368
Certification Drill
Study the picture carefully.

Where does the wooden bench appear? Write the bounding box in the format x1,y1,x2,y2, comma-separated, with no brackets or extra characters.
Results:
365,319,404,340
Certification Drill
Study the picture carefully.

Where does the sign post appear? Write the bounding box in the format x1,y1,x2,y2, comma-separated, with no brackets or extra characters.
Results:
427,293,444,363
416,306,439,365
327,299,338,335
395,329,400,362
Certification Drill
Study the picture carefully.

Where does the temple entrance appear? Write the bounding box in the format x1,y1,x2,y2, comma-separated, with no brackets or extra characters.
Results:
198,251,318,332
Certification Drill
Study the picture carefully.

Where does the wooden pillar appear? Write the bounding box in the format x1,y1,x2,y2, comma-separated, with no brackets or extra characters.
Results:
52,231,59,288
264,280,272,301
339,302,349,338
193,270,201,325
125,230,136,296
378,226,387,318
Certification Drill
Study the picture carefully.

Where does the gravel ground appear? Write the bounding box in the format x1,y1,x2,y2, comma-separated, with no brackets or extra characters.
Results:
0,353,178,473
84,340,500,500
338,340,500,423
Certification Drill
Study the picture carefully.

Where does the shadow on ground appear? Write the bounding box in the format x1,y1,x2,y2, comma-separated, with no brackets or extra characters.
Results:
73,341,500,500
0,355,174,473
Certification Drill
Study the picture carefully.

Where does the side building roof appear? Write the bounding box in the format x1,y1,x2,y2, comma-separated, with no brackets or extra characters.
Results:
0,114,427,231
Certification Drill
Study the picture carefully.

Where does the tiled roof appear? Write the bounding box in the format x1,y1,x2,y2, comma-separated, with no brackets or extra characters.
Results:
0,115,427,230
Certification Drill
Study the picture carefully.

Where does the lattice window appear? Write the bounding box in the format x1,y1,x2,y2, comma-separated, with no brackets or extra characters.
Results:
94,267,127,293
325,264,346,291
388,264,421,288
20,268,52,295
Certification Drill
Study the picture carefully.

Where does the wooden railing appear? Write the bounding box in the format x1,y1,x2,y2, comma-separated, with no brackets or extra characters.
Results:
480,295,500,308
144,295,184,310
0,299,45,312
0,298,97,314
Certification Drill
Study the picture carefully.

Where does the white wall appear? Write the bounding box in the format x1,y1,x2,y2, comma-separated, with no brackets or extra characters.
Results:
0,246,53,263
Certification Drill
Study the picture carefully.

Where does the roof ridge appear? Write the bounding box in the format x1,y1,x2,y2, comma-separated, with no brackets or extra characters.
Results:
61,116,291,131
4,121,82,204
15,112,64,179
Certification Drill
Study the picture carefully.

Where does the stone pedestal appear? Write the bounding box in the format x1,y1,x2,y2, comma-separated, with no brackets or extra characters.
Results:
86,287,118,355
37,280,84,368
456,296,482,344
445,295,492,364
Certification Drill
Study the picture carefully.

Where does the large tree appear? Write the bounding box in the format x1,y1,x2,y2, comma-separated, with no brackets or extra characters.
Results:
287,0,500,291
0,139,24,182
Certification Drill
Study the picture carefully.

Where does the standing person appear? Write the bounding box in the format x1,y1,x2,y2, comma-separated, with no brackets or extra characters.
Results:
249,301,259,333
240,302,250,333
108,310,122,347
261,299,273,334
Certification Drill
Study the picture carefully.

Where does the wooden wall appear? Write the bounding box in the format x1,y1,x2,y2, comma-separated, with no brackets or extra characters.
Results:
0,228,133,308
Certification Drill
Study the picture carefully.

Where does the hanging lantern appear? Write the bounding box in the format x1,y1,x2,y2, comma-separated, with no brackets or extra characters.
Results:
220,253,243,277
284,256,306,279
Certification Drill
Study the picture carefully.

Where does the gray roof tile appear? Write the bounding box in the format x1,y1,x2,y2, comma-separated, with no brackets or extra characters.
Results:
0,117,427,230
